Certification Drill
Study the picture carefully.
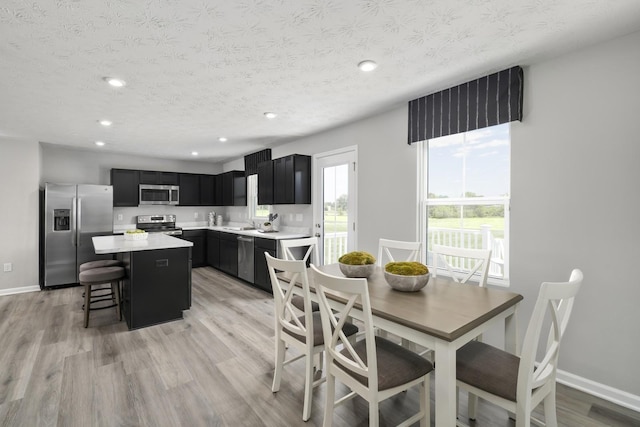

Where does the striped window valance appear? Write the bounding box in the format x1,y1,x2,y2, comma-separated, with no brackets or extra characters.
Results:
244,149,272,176
407,66,523,144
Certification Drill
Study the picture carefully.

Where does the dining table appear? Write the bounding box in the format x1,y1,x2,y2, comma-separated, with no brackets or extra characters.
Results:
296,263,523,427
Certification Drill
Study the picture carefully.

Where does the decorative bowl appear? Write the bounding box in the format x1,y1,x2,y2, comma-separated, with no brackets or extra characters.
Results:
384,271,430,292
124,230,148,241
339,262,375,278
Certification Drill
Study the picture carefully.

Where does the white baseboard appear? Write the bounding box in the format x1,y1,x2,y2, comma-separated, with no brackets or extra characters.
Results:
0,285,40,296
556,368,640,413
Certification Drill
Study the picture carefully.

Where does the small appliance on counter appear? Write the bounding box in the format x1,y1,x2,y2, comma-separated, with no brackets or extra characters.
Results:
208,212,216,227
136,214,183,235
41,183,114,288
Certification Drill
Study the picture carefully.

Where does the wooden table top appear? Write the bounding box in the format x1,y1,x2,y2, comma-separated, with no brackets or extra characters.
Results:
308,264,523,342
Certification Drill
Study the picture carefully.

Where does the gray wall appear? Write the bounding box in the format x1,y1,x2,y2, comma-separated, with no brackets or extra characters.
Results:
510,31,640,397
1,28,639,405
0,138,40,292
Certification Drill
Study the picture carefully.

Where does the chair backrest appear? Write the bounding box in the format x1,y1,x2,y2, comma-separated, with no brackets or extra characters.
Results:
517,269,583,402
280,237,320,266
265,253,315,346
377,238,421,267
431,244,491,286
310,265,379,391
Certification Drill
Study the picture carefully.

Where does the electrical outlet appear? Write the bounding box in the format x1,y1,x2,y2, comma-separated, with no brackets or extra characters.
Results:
117,214,123,221
3,263,12,272
194,212,199,219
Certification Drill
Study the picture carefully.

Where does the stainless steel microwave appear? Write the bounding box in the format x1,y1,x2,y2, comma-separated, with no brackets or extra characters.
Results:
139,184,179,205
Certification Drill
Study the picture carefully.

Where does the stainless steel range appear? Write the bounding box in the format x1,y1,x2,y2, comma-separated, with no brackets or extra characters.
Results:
136,214,183,236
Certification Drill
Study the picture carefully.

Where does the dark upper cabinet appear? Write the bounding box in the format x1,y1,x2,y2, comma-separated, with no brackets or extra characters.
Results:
178,173,200,206
273,154,311,204
257,160,274,205
200,175,215,206
139,170,178,185
221,171,246,206
111,169,139,207
214,174,224,206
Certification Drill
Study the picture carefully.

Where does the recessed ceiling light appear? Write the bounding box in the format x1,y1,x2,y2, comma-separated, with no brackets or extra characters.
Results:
191,151,199,156
95,141,105,146
98,119,112,127
104,77,126,87
358,60,378,72
218,137,228,142
264,112,277,119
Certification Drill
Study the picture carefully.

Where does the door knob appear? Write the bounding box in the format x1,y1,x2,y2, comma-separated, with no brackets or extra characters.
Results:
315,233,321,237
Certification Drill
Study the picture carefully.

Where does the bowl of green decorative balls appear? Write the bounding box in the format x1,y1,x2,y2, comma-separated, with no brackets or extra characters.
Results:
384,261,430,292
338,251,376,278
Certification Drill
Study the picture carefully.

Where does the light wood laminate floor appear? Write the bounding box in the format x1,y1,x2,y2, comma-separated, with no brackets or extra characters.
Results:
1,267,638,426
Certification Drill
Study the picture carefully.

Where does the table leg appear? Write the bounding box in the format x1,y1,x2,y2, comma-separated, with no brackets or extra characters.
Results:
504,307,519,355
434,340,457,427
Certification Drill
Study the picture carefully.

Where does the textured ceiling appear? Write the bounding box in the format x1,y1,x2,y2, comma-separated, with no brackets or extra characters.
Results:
2,1,640,162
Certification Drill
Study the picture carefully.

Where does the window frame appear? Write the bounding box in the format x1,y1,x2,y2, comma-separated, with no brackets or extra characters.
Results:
417,126,511,287
246,174,270,221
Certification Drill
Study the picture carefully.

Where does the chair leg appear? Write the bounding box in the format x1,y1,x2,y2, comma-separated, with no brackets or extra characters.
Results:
272,338,285,392
303,349,314,421
543,386,558,427
468,391,478,420
83,284,91,328
323,373,335,427
369,399,379,427
420,376,430,427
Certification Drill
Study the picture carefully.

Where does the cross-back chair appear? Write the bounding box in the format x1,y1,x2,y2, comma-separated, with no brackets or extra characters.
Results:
310,264,433,427
456,269,584,427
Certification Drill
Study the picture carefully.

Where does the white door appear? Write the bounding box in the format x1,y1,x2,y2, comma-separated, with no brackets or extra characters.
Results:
313,146,357,264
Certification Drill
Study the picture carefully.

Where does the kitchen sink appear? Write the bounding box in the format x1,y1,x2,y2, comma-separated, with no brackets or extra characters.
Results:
223,226,255,231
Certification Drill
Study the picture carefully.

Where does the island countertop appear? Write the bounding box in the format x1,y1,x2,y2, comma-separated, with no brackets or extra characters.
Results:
92,233,193,254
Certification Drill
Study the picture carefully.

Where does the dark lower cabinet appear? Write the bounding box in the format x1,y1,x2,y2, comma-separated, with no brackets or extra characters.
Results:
254,237,277,292
207,230,220,268
180,230,206,267
120,247,191,330
219,232,238,276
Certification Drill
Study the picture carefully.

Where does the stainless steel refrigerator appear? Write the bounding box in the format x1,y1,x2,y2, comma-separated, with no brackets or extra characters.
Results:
41,183,114,288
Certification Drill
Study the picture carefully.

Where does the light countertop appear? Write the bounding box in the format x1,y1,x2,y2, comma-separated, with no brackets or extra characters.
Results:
181,225,310,240
93,233,193,254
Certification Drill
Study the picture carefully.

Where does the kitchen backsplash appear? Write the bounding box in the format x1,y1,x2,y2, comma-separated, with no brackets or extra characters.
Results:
113,204,313,231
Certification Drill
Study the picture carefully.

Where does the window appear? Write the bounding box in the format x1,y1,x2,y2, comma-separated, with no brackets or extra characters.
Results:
419,123,510,284
247,175,269,219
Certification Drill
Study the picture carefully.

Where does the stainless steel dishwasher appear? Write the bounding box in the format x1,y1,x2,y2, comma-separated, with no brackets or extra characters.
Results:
237,235,254,282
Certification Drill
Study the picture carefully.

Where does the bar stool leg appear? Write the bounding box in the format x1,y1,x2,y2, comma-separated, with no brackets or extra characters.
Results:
84,283,91,328
112,280,122,320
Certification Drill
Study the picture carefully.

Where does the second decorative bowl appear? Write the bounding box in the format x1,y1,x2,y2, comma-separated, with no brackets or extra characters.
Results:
384,271,430,292
339,262,376,278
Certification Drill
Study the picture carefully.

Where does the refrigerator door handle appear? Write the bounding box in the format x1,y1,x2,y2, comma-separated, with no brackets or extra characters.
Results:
76,197,82,246
71,197,78,247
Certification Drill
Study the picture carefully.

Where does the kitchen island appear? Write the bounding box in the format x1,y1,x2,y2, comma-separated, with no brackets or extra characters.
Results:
92,234,193,330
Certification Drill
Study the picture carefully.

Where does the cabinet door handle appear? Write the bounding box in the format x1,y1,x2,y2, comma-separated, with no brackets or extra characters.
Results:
156,259,169,267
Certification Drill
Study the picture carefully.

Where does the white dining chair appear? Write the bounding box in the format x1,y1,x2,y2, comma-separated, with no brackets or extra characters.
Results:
310,264,433,427
456,269,583,427
431,244,491,287
377,238,421,267
280,237,321,312
266,253,357,421
280,236,320,265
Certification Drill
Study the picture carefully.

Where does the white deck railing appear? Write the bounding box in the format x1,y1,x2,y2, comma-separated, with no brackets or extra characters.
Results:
322,225,506,278
428,225,506,278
